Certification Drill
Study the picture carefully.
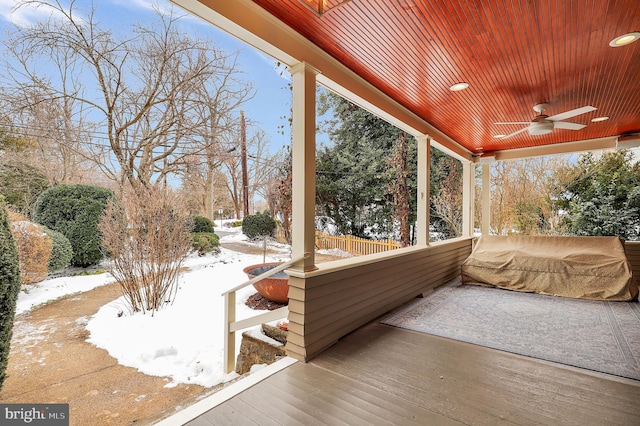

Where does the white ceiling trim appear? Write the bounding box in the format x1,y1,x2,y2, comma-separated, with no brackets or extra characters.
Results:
488,136,619,162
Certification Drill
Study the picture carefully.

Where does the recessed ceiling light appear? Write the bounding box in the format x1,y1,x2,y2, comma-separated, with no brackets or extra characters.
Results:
591,116,610,122
449,82,469,91
609,32,640,47
476,147,483,151
493,134,506,139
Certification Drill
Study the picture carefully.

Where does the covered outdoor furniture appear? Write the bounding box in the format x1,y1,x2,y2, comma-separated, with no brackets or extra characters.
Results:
461,235,638,301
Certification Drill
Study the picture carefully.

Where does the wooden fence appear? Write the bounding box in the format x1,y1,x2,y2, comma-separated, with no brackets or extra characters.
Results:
315,231,402,256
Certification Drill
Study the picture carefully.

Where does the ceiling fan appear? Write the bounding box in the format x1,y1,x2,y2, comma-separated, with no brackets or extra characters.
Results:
495,103,597,138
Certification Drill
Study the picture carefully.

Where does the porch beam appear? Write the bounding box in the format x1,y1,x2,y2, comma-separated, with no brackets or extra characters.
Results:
482,136,618,162
461,161,475,238
416,135,430,245
481,163,491,235
290,62,319,271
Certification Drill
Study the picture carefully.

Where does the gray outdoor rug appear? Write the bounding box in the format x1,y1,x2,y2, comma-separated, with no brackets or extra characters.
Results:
382,282,640,381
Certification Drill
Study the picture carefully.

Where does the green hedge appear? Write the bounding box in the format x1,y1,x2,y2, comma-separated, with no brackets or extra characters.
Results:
191,216,215,233
0,195,21,391
44,227,73,272
33,185,113,267
242,212,276,240
191,232,220,256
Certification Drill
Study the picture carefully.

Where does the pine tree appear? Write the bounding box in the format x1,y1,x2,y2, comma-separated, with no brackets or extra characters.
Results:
316,90,462,240
555,150,640,240
316,90,415,239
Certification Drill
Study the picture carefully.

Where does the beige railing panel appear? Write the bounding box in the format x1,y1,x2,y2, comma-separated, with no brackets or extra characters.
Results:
287,238,473,361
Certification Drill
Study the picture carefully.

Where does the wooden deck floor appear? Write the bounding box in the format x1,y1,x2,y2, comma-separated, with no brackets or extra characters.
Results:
186,321,640,425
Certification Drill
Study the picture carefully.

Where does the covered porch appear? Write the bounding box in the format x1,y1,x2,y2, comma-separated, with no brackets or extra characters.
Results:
157,237,640,424
165,0,640,423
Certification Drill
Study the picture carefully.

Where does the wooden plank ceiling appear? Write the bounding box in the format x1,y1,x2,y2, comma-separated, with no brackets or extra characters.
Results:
253,0,640,154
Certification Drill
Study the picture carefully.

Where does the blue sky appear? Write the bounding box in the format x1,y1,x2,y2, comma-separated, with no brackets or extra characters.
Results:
0,0,293,154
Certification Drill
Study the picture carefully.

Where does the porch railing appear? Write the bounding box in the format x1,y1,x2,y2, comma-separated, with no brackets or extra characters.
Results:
221,253,309,373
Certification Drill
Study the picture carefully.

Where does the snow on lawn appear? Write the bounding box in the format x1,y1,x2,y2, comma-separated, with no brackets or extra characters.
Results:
15,226,311,389
13,228,242,317
86,247,292,388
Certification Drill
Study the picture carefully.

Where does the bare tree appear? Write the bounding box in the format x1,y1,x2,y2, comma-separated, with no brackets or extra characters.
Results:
490,157,568,235
221,119,279,218
265,147,292,242
432,156,463,238
4,0,251,192
178,66,254,220
490,161,513,235
180,154,234,218
3,89,95,185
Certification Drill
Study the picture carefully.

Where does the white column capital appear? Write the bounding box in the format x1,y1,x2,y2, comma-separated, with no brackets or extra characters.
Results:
289,61,321,76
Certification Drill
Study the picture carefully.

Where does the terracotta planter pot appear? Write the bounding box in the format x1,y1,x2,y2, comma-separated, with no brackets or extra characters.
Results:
243,262,290,303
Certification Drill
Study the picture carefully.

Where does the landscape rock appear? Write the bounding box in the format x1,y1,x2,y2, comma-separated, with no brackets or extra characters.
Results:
235,329,286,375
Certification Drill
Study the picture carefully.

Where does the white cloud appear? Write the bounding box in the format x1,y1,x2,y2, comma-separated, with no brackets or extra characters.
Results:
107,0,202,24
108,0,172,15
0,0,73,27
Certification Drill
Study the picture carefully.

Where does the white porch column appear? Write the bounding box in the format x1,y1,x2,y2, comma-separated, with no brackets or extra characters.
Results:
461,161,475,238
481,162,491,235
290,62,319,271
416,135,430,245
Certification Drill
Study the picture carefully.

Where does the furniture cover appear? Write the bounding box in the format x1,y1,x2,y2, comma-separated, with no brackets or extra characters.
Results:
460,235,638,301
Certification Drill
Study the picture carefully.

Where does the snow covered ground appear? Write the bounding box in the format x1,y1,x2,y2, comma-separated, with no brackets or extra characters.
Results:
15,224,297,388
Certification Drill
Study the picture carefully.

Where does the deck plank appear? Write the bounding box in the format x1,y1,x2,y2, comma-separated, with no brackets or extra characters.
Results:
189,321,640,425
195,397,266,425
313,322,640,425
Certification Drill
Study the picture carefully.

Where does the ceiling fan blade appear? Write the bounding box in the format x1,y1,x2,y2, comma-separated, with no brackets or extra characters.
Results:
495,122,531,125
547,106,597,122
499,127,530,139
553,121,586,131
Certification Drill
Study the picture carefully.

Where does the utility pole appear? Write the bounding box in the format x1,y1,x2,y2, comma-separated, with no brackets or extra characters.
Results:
240,111,249,218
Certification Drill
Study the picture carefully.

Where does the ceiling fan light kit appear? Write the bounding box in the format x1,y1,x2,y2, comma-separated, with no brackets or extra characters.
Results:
495,103,597,139
529,120,554,135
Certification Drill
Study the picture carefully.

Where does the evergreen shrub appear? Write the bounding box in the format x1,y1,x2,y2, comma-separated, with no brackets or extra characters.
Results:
242,212,276,240
33,184,113,267
44,227,73,272
191,232,220,256
191,216,215,233
0,195,21,391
